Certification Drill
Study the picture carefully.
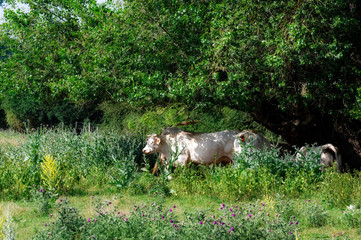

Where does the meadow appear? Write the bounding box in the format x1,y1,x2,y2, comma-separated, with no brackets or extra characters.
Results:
0,128,361,239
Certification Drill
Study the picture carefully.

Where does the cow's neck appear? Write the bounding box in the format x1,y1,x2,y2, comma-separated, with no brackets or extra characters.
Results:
158,141,172,159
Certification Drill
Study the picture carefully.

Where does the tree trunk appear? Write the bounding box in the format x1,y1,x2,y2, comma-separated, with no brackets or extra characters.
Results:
251,101,361,170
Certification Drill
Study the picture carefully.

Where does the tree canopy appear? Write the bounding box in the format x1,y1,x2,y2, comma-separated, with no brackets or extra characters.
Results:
0,0,361,167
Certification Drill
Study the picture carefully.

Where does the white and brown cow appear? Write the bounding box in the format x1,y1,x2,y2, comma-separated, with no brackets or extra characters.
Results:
295,144,342,171
143,127,238,169
233,130,271,155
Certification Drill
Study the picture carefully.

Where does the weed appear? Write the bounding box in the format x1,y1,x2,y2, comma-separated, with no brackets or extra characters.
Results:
35,198,299,239
303,203,328,227
41,155,60,193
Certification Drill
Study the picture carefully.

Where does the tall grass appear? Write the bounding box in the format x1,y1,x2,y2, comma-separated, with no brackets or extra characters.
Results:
1,128,361,211
0,128,154,199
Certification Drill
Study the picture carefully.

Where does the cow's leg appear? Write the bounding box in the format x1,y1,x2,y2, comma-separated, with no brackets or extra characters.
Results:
152,162,159,175
216,156,232,166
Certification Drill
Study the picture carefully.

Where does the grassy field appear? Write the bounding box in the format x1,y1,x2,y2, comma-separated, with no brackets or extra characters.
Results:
1,194,360,239
0,129,360,239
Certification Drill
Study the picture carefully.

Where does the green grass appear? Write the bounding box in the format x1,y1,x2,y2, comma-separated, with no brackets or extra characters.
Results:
0,129,26,146
0,128,361,239
1,194,360,239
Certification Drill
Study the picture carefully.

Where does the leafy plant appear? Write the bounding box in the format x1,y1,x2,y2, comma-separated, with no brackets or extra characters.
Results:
41,155,60,193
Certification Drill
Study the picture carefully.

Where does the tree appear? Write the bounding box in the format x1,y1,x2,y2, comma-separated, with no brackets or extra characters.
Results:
0,0,110,127
115,0,361,169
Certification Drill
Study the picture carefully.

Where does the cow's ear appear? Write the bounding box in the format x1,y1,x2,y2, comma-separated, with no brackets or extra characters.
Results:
155,137,161,145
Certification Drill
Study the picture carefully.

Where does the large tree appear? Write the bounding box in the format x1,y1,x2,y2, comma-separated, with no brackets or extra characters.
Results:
1,0,361,168
117,0,361,169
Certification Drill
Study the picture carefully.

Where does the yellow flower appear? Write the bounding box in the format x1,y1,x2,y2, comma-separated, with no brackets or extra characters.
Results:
41,155,60,193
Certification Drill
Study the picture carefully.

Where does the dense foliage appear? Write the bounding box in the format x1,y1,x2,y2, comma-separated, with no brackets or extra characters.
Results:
0,0,359,122
0,0,360,167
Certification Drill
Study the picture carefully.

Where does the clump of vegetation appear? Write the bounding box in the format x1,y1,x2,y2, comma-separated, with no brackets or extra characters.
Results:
0,128,155,199
34,197,300,240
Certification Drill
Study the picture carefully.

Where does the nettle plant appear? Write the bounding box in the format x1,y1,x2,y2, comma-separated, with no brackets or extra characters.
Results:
35,197,299,240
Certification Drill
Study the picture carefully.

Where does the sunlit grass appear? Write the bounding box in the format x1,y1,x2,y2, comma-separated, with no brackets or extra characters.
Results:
1,194,360,239
0,128,361,239
0,129,26,146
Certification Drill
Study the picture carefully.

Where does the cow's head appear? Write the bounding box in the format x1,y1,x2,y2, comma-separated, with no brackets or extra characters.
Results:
142,134,161,154
235,132,248,145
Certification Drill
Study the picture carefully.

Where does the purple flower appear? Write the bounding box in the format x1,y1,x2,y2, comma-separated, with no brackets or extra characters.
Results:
154,218,156,220
117,211,120,214
91,196,94,199
213,221,217,224
173,205,176,208
134,205,136,208
220,207,223,210
88,218,91,222
91,236,94,239
262,204,265,206
40,189,43,192
229,208,232,211
44,223,47,226
232,214,236,217
290,221,293,225
289,232,293,234
230,228,234,231
296,222,299,225
49,214,52,218
169,209,172,212
108,202,112,205
94,219,97,223
142,214,144,217
248,214,252,218
222,203,225,207
99,212,102,215
221,222,224,226
155,191,157,194
170,219,173,223
59,198,62,202
125,218,128,221
162,216,165,219
199,221,203,224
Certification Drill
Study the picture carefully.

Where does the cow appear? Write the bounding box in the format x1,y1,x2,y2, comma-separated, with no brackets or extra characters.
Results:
233,130,271,155
143,127,238,169
295,144,342,171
